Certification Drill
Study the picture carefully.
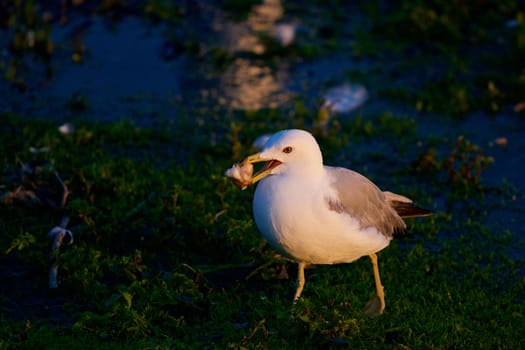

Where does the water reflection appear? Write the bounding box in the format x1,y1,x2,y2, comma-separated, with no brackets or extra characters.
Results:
219,59,290,110
216,0,292,111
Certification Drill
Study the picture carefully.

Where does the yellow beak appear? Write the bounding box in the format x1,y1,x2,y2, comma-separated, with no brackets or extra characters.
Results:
243,152,282,185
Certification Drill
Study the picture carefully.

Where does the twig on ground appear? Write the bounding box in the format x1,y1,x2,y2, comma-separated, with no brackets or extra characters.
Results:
48,217,73,289
48,171,73,289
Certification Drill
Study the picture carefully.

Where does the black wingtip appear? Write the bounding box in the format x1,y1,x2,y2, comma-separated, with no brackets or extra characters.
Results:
391,201,433,219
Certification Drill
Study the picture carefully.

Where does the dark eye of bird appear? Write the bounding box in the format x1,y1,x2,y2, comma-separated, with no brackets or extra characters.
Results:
283,146,293,154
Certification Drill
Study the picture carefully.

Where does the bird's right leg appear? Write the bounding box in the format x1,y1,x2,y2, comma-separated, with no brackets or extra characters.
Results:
293,262,306,302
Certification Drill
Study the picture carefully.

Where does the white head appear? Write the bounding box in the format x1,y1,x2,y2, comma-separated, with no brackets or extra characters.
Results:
243,129,324,184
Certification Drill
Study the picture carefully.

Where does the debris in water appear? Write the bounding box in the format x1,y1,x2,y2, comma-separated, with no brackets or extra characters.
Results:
493,137,508,147
322,83,368,114
58,123,75,135
273,23,297,46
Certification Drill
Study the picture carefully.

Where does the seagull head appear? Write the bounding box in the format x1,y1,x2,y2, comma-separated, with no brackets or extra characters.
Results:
242,129,324,185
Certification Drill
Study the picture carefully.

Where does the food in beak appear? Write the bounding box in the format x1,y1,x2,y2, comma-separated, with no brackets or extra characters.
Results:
225,161,254,189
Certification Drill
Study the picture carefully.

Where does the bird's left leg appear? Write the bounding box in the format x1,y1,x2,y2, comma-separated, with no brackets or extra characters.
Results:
364,253,386,316
293,262,306,302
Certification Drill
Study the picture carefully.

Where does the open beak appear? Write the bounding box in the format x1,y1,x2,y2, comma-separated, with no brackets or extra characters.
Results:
243,152,282,185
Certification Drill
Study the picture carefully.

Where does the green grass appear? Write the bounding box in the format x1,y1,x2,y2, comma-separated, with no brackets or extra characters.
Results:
1,0,525,349
1,108,523,348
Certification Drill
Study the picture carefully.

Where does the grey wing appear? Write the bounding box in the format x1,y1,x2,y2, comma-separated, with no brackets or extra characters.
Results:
325,166,406,237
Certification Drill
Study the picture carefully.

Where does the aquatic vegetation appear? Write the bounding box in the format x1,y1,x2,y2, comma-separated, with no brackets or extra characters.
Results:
446,136,495,187
0,0,53,88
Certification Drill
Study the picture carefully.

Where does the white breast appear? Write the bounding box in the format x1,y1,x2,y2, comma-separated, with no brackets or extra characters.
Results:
253,173,391,265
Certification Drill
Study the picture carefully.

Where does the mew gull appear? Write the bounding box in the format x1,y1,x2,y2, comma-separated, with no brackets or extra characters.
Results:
226,129,431,315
